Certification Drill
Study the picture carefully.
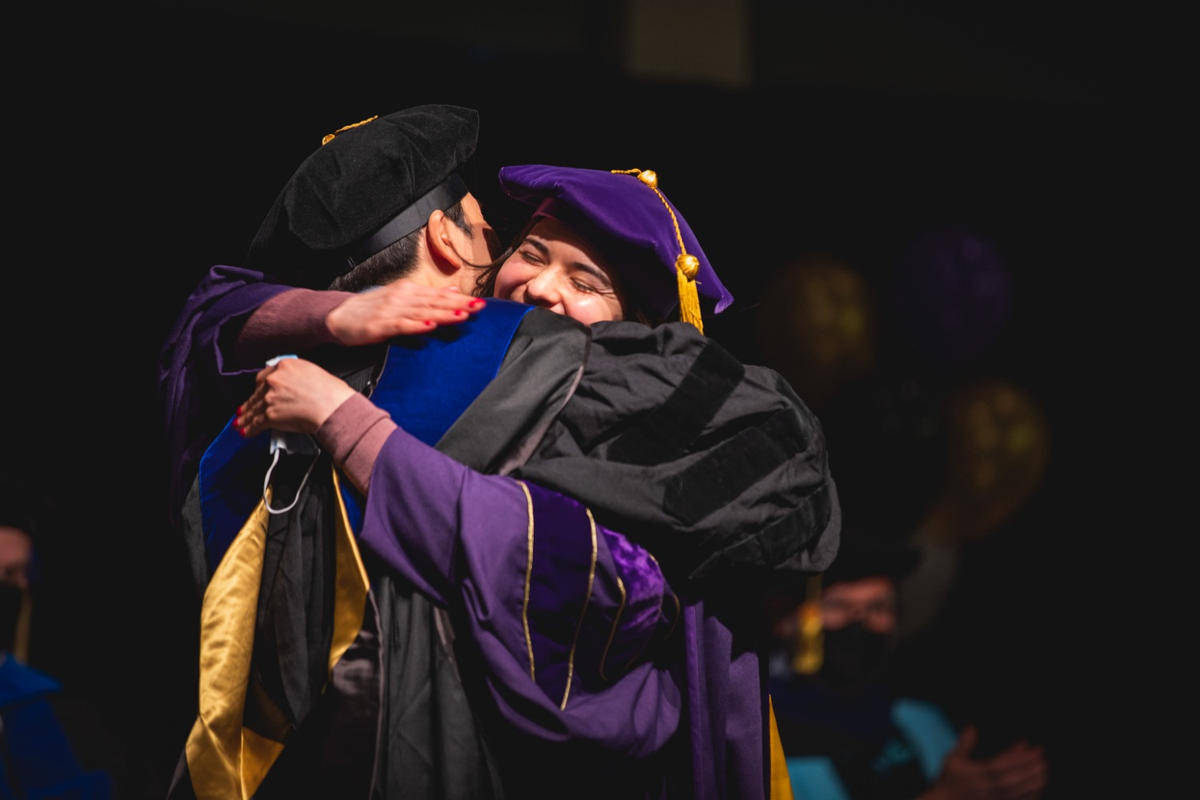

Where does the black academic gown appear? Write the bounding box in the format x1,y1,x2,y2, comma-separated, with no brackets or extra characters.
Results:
160,271,840,799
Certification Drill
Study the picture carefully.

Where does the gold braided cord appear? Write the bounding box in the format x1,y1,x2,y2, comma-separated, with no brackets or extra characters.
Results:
560,507,599,709
611,168,704,331
596,576,627,683
322,115,379,145
610,169,689,256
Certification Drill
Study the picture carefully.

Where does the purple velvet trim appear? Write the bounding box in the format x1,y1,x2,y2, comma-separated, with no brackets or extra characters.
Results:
525,482,596,704
586,526,673,681
339,421,747,785
357,436,683,756
455,473,684,757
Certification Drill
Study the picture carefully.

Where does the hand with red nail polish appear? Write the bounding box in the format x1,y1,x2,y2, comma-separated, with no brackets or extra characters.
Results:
325,278,485,345
237,358,355,438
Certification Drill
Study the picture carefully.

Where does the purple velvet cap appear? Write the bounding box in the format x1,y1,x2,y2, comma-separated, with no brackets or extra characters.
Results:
497,165,734,321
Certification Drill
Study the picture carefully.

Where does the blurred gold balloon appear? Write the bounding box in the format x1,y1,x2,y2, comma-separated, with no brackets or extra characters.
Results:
923,379,1049,544
755,256,877,409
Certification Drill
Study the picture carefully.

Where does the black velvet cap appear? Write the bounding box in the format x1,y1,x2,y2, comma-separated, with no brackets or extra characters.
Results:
246,105,479,288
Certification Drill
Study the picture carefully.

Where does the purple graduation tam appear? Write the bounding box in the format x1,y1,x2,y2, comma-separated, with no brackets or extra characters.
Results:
497,165,734,328
247,105,479,288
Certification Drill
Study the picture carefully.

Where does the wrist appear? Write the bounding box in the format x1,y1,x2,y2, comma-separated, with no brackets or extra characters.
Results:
316,393,396,491
324,303,346,343
318,291,358,344
317,386,357,429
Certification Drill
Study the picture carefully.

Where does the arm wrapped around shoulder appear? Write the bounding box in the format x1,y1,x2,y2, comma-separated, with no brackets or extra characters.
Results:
512,320,841,591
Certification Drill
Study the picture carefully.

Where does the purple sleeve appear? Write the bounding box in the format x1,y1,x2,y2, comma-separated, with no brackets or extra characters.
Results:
315,393,397,493
232,286,352,369
170,264,296,377
160,265,295,520
358,429,682,754
160,265,359,522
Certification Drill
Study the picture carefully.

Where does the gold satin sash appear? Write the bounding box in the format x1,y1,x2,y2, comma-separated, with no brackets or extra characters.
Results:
769,695,796,800
184,471,369,799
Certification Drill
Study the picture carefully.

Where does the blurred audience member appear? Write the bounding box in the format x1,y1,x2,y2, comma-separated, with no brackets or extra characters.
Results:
0,518,33,662
768,537,1047,799
1,478,112,799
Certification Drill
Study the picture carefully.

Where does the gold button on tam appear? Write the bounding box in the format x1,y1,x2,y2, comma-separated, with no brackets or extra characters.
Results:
676,254,700,279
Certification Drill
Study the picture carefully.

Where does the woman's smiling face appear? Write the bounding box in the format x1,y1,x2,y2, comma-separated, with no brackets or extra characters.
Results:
493,217,626,325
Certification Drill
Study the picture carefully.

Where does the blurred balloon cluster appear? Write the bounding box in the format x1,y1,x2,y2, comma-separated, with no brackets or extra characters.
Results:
889,230,1013,368
755,255,878,410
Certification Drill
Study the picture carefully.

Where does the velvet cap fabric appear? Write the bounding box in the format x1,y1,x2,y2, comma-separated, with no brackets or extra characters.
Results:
246,105,479,288
497,165,734,322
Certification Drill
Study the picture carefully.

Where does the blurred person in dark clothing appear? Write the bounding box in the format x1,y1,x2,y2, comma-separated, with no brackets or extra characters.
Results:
768,536,1047,800
1,478,113,799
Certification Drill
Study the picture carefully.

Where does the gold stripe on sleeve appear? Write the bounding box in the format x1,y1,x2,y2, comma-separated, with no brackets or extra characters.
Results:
597,576,627,683
619,551,681,675
560,508,598,709
519,481,536,681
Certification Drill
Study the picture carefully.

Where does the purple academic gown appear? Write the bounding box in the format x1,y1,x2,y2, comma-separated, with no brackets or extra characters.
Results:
355,424,769,798
159,264,295,534
160,264,778,799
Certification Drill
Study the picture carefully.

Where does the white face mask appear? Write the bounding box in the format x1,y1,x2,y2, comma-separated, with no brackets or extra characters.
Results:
261,437,319,516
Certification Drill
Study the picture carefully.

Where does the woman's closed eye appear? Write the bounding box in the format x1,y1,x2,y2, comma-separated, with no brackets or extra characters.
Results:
571,276,615,296
517,246,544,265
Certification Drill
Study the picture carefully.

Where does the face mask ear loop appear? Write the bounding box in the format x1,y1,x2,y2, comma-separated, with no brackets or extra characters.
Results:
263,449,318,515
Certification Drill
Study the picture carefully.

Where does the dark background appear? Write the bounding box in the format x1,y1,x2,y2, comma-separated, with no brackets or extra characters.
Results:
3,1,1166,797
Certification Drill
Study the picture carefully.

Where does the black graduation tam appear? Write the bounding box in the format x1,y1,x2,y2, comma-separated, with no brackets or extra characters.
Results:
247,105,479,288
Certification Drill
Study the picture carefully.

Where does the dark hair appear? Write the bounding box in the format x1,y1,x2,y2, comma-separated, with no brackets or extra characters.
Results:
473,215,665,325
329,200,472,292
472,216,528,299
